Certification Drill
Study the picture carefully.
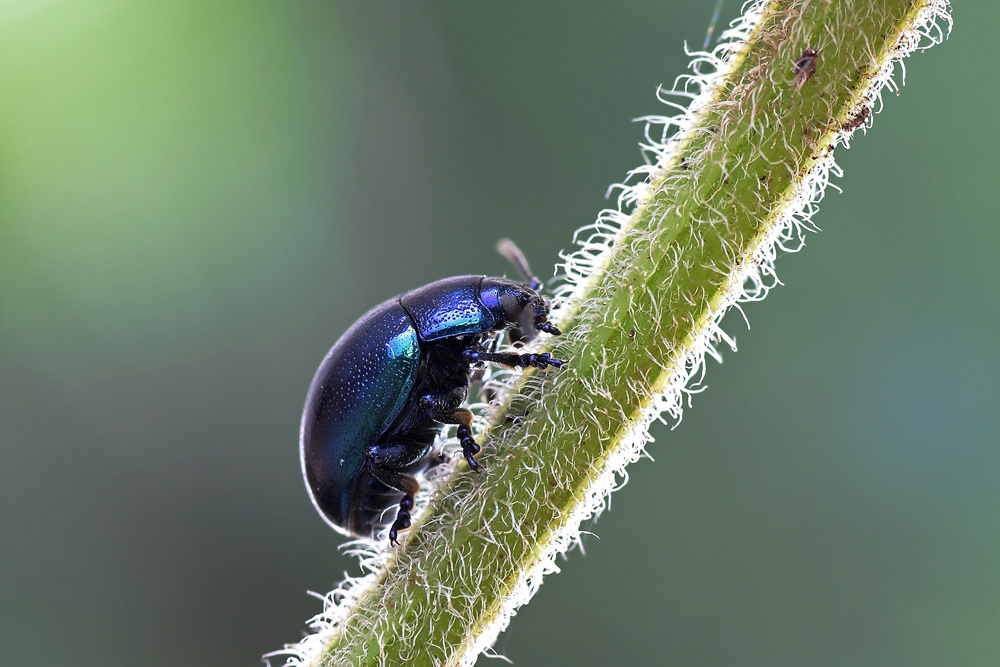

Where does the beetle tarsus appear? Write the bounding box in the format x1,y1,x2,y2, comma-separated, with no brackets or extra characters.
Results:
463,349,565,370
388,494,414,546
535,320,561,336
457,422,483,472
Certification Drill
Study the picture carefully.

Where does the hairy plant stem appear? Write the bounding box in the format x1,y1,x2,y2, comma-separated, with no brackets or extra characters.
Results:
288,1,950,665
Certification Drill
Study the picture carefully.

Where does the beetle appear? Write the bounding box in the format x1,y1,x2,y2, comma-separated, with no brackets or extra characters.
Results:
300,241,564,545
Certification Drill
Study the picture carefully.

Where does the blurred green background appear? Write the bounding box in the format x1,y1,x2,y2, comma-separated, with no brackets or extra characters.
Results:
1,1,995,665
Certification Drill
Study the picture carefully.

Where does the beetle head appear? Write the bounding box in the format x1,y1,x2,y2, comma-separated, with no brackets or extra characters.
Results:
480,277,560,339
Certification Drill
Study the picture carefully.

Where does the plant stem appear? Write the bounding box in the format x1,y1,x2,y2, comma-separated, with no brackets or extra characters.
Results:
277,1,951,665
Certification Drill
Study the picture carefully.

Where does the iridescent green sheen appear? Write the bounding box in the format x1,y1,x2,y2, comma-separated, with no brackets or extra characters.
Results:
300,301,420,536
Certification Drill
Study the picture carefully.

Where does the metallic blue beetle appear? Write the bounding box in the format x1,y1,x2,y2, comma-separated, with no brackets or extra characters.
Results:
300,243,563,545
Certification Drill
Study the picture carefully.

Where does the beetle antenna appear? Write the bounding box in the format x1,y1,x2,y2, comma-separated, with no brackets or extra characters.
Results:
497,238,541,290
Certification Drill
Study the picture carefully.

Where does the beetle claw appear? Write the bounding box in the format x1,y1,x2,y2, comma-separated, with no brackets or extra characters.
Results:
388,510,411,547
465,451,484,473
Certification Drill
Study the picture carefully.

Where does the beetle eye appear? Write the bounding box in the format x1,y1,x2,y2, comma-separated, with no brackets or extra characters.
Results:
500,293,522,320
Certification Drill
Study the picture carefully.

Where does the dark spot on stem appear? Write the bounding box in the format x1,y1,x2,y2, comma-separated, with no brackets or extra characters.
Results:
793,49,819,90
841,105,871,132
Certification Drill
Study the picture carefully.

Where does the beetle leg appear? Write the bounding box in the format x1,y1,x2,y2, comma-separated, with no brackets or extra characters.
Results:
419,387,467,417
451,408,482,473
365,459,420,546
420,393,484,473
534,320,561,336
469,333,504,375
470,335,506,405
462,349,565,370
420,391,482,471
388,494,414,547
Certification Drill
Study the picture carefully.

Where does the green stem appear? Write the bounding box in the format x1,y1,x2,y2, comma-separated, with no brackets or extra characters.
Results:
279,1,950,665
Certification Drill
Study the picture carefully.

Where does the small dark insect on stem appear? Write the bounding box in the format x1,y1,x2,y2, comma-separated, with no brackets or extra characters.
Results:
793,48,819,90
841,104,871,132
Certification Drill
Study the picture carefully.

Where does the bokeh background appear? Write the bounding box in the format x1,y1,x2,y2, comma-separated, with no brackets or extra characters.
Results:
1,1,995,665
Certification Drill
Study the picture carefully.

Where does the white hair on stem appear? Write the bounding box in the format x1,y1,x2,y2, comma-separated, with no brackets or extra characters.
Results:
270,1,952,664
